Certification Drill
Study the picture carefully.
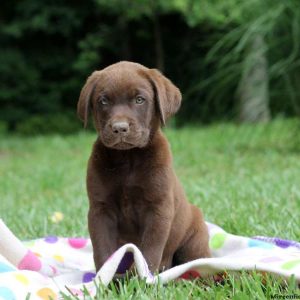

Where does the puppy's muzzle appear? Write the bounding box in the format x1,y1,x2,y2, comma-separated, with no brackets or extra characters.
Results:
111,121,130,136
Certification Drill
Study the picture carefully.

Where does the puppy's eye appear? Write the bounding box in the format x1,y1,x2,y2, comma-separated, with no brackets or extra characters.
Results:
99,96,109,105
135,96,145,104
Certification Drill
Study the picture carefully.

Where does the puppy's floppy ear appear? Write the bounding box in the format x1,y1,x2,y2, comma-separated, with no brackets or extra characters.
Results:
77,71,101,128
147,68,182,125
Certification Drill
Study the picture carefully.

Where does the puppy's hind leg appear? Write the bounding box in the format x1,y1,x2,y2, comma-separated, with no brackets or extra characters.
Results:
173,207,211,266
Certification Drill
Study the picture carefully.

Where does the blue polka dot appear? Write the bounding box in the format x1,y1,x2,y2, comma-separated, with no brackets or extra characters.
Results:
44,236,58,243
0,262,15,273
82,272,96,283
248,239,274,249
0,287,16,300
117,252,134,274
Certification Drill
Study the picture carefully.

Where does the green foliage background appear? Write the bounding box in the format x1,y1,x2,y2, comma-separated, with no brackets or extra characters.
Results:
0,0,299,134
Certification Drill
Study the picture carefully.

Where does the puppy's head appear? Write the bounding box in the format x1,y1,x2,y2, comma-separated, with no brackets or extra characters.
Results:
77,61,181,150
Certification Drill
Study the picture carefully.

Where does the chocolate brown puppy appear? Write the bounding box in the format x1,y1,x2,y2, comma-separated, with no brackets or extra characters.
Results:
77,61,210,273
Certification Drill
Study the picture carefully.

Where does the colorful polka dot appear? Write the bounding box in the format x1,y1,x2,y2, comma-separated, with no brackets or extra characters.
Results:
14,273,29,285
53,255,64,262
82,272,96,283
180,270,201,280
68,238,87,249
50,211,64,224
18,250,42,271
274,239,291,248
117,252,133,274
44,236,58,243
0,287,15,300
248,239,274,249
50,265,57,275
36,288,57,300
209,233,227,249
0,262,15,273
281,259,300,270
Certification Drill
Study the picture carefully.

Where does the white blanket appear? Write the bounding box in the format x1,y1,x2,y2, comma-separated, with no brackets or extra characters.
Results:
0,219,299,299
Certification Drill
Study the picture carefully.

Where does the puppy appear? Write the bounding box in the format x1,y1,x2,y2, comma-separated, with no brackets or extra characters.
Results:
77,61,210,273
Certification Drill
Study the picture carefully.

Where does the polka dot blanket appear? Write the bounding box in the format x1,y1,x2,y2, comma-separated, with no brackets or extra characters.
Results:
0,219,299,299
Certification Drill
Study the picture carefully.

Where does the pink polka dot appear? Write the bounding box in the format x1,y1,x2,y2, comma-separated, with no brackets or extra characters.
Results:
68,238,88,249
18,250,42,271
50,265,57,275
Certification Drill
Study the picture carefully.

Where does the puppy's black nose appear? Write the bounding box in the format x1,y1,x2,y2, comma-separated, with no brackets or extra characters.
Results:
112,122,129,134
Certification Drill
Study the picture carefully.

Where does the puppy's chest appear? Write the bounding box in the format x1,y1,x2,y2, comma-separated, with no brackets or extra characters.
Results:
104,162,150,231
116,185,145,221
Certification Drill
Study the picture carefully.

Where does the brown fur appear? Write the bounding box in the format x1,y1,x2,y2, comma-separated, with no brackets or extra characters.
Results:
77,61,210,272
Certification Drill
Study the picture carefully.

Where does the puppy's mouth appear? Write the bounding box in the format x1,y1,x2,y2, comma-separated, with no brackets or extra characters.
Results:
101,129,150,150
111,139,136,150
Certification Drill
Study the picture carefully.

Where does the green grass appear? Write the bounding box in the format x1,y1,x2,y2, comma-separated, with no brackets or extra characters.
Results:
1,118,300,299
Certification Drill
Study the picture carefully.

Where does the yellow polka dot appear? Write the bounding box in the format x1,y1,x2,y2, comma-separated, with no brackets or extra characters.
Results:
50,211,64,223
36,288,57,300
15,273,29,285
53,254,64,262
34,252,42,257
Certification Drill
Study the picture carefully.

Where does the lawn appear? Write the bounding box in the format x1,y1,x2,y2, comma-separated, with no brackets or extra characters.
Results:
0,118,299,299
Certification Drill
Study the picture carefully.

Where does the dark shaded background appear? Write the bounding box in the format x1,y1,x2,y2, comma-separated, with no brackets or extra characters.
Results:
0,0,299,134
